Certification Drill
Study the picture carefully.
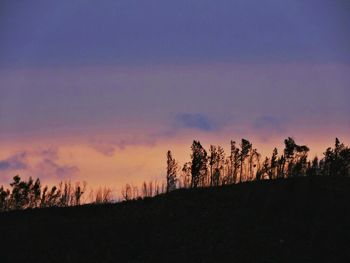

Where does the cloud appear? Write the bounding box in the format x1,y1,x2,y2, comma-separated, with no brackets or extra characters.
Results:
36,159,79,180
0,148,79,183
89,142,116,156
0,152,28,171
174,113,217,132
254,115,285,132
37,147,59,160
89,135,157,156
253,115,287,141
86,114,235,154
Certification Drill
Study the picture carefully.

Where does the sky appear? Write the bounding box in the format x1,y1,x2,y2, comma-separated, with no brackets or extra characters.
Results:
0,0,349,192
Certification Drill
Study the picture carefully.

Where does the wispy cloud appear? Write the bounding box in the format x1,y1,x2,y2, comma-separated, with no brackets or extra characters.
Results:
89,135,158,156
89,141,116,156
0,148,79,183
253,115,287,141
36,159,79,180
0,152,28,171
37,147,59,160
88,113,226,155
254,115,285,132
174,113,217,132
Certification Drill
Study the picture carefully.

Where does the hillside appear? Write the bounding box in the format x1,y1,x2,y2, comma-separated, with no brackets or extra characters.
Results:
1,176,350,263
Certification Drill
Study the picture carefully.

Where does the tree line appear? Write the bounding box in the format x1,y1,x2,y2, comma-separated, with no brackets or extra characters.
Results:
165,137,350,191
0,137,349,211
0,176,87,211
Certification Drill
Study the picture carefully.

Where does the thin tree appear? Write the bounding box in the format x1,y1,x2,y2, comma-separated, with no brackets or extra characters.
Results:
190,140,208,188
166,150,178,192
209,145,217,186
269,148,278,180
181,162,192,188
230,140,240,184
239,139,252,183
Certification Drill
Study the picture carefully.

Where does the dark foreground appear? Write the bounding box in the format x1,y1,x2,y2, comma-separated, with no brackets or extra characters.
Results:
1,176,350,263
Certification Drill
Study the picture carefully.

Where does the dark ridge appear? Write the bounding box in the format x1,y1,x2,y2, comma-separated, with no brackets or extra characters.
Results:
1,176,350,263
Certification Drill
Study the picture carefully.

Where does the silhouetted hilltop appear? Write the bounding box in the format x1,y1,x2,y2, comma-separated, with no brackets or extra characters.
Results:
1,176,350,263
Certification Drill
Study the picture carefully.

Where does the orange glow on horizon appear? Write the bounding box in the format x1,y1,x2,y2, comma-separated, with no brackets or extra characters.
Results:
1,127,348,198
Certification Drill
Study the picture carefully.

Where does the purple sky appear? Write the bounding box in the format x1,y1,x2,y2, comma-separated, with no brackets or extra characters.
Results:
1,1,350,67
0,0,349,187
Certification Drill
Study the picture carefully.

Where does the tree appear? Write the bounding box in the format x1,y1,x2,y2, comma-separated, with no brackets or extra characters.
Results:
9,175,24,210
209,145,217,186
257,157,270,181
248,148,260,181
43,186,61,207
181,162,192,188
142,181,150,197
190,140,208,188
94,187,113,204
216,146,225,185
166,150,178,192
277,155,285,179
0,186,10,211
283,137,296,178
229,141,240,184
28,178,41,208
73,182,86,206
121,184,133,201
292,143,309,177
322,138,350,177
282,137,309,178
307,157,319,177
269,148,278,180
212,168,220,186
209,145,225,186
239,139,252,183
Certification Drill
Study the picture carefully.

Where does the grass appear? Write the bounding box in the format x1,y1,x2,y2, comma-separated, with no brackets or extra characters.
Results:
1,176,350,262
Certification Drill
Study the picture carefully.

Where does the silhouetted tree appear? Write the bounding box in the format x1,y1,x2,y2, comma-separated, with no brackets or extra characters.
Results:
307,157,319,177
322,138,350,177
229,141,240,184
133,185,139,199
222,158,231,185
46,186,61,207
94,187,113,204
209,145,225,186
239,139,252,183
277,155,285,179
216,146,225,185
191,140,208,188
181,162,192,188
121,184,133,201
73,182,86,206
0,186,10,211
269,148,278,180
212,168,220,186
257,157,270,181
59,181,72,207
283,137,296,178
142,181,148,197
282,137,309,178
209,145,217,186
248,148,260,181
28,178,41,208
148,182,153,197
166,150,178,192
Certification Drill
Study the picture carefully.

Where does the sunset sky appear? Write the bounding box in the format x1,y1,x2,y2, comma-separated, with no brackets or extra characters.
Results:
0,1,349,192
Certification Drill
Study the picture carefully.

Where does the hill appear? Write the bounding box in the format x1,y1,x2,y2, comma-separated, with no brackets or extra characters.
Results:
0,176,350,263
